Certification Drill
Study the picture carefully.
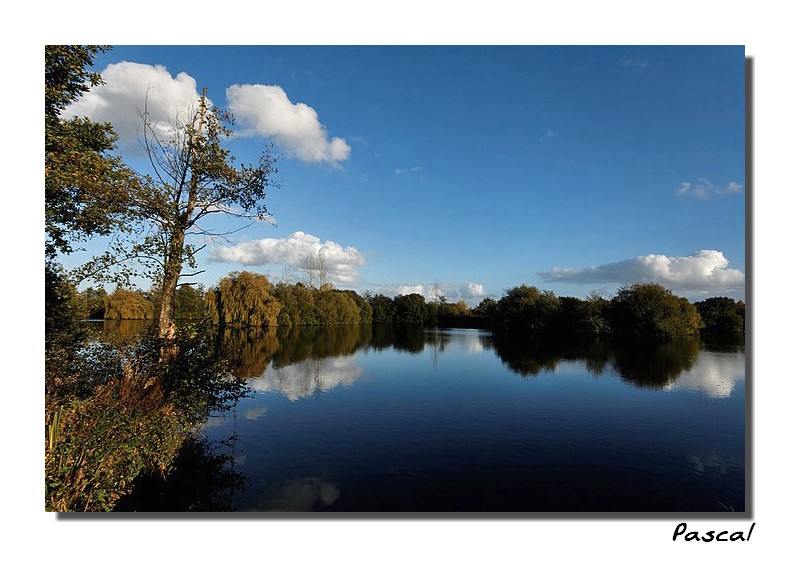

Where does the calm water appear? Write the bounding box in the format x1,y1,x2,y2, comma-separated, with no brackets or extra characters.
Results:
196,325,746,513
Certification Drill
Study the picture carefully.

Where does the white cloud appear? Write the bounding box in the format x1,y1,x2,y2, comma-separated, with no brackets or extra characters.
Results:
209,231,366,285
677,178,743,199
226,84,351,165
64,63,350,165
63,61,205,154
369,281,488,304
395,284,426,296
459,282,487,298
539,250,745,293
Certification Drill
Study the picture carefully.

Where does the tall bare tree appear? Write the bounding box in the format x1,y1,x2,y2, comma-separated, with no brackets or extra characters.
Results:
300,249,330,289
81,90,278,346
148,91,277,342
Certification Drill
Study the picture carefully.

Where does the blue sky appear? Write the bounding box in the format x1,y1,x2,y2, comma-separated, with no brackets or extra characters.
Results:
61,45,745,302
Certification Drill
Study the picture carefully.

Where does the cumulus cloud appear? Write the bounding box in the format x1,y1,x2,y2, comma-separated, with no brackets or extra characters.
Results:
63,61,205,154
539,250,745,293
226,84,351,165
370,281,487,304
459,282,487,298
677,178,743,199
209,231,366,285
64,63,350,165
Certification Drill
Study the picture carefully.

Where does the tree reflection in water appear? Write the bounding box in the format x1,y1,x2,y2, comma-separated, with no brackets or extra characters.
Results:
612,339,700,389
85,322,741,395
216,325,730,394
115,435,246,512
485,332,704,389
88,323,742,511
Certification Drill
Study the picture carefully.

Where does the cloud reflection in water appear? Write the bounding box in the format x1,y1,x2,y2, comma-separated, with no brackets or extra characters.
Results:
249,356,364,401
667,352,744,398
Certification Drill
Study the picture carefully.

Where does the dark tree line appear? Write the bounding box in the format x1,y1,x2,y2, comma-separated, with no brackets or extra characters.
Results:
72,274,745,341
480,282,741,340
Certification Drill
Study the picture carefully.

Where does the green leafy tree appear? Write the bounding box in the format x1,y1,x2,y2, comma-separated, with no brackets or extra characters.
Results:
736,300,746,332
550,296,585,335
694,296,744,334
609,283,701,339
315,289,362,325
174,285,208,321
579,292,611,335
472,297,498,319
274,282,318,326
336,290,373,324
45,45,138,404
45,266,86,408
76,286,108,319
393,293,427,325
104,288,154,320
78,90,278,346
366,293,396,324
45,45,138,259
494,285,562,332
206,271,282,327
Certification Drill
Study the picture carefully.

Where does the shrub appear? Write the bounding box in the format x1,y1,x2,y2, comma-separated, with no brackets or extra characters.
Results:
45,326,248,512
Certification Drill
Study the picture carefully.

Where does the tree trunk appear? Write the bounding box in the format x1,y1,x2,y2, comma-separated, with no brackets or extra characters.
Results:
157,230,185,359
158,269,179,341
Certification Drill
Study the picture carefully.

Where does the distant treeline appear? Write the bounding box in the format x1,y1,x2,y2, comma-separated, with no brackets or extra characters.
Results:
73,272,745,339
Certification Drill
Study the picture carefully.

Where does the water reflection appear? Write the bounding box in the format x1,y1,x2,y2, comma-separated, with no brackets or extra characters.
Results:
371,324,425,353
214,326,742,399
244,406,269,420
482,333,739,394
612,339,700,389
83,319,152,342
252,477,341,512
86,322,743,401
687,450,740,476
204,326,745,512
219,325,371,379
425,328,490,355
115,436,246,512
665,351,745,398
250,356,364,401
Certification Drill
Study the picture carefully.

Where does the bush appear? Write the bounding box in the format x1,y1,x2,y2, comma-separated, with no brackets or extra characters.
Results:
45,325,248,512
45,362,183,512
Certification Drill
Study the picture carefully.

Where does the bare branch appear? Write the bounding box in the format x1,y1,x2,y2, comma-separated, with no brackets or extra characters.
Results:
179,269,206,279
187,222,254,239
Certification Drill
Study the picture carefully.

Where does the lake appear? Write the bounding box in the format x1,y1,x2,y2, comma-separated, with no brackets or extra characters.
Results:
195,325,746,513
